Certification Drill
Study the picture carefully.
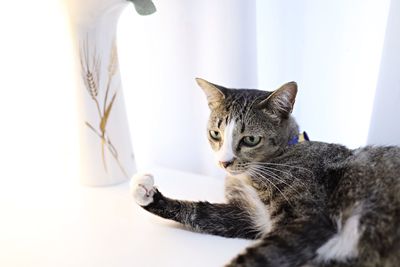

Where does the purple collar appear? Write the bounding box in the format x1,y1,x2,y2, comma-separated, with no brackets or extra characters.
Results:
288,131,310,146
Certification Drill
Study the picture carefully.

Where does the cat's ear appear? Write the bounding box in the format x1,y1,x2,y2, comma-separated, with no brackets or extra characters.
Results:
257,81,297,119
196,78,226,109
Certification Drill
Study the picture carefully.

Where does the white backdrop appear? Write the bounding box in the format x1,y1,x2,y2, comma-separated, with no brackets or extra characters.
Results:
2,2,398,265
118,0,398,177
118,0,258,177
256,0,390,147
368,0,400,146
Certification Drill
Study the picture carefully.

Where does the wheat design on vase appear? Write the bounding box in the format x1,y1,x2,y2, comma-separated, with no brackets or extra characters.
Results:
80,36,128,178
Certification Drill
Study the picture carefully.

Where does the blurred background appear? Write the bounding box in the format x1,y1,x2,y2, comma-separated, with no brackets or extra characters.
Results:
0,0,399,183
0,1,399,266
118,0,400,177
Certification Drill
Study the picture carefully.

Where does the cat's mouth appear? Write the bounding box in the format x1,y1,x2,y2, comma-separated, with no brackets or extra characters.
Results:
224,168,247,176
217,160,247,176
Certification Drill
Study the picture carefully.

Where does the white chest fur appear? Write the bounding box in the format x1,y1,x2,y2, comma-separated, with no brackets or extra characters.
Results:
226,175,273,236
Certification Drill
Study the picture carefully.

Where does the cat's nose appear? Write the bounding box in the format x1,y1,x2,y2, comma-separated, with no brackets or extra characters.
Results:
219,160,234,169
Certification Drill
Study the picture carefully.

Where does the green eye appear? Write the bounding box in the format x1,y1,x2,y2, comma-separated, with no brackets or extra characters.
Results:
242,136,261,147
209,130,221,141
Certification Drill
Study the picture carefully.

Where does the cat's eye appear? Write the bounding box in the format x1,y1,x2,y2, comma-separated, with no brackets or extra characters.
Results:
242,136,261,147
209,130,221,141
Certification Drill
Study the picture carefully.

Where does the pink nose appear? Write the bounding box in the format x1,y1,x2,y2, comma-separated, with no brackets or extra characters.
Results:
219,160,234,168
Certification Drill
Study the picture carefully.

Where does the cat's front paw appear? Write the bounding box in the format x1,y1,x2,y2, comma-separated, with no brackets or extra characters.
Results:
130,173,156,206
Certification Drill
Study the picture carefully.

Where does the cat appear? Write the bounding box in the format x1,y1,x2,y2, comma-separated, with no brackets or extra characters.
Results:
131,78,400,267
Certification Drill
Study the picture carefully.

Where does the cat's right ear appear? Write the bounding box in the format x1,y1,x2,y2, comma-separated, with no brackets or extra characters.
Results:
196,78,226,109
257,81,298,119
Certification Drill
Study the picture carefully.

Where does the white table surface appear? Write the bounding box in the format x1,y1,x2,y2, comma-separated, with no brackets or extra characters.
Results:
0,167,251,267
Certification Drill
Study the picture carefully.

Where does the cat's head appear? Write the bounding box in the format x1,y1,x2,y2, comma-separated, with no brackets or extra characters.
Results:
196,78,299,176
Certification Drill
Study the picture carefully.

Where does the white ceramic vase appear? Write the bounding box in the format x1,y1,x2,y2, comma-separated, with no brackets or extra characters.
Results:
63,0,155,186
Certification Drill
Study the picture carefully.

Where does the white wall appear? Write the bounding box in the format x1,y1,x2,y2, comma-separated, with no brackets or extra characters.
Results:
118,0,258,176
368,0,400,146
0,0,79,187
118,0,394,176
256,0,390,148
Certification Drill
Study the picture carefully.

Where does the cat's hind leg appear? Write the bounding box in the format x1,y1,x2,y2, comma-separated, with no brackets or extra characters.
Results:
131,173,259,239
225,218,335,267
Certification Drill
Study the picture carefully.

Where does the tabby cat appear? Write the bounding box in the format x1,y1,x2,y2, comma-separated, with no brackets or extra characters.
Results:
131,78,400,267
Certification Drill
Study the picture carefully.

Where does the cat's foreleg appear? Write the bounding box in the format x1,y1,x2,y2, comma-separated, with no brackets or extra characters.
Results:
131,173,258,239
225,219,334,267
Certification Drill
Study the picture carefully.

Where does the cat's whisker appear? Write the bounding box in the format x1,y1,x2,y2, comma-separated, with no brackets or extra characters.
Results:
250,165,302,196
250,164,324,209
253,166,294,189
246,169,273,201
248,167,293,206
248,169,273,197
245,168,273,197
253,171,293,207
251,164,309,189
250,161,314,176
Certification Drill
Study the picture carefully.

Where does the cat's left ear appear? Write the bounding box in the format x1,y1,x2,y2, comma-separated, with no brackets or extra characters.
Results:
257,81,298,119
196,78,226,109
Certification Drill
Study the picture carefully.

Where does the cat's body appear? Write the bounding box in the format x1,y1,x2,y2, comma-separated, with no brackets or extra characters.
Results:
131,79,400,267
